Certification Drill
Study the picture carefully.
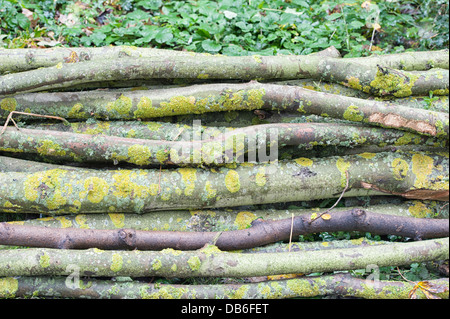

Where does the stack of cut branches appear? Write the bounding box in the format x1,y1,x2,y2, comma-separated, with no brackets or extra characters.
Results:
0,46,448,299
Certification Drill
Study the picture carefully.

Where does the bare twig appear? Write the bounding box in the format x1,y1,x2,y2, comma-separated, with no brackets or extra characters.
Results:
288,213,294,252
1,111,69,136
310,170,350,224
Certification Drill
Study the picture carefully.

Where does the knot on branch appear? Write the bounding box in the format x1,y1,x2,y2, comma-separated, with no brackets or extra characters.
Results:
118,229,137,248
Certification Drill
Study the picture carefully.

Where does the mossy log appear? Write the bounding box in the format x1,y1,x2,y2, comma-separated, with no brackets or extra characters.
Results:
278,79,449,113
2,82,447,137
0,151,447,214
0,274,448,299
1,209,447,250
1,46,446,74
0,49,447,96
0,45,342,74
0,238,447,277
1,122,444,167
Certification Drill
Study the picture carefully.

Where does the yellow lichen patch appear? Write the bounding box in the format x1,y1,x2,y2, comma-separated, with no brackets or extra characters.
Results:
110,253,123,272
187,256,201,271
112,170,149,199
1,200,21,213
67,103,86,118
245,88,266,110
225,169,240,193
357,152,376,159
286,278,320,297
260,281,284,298
336,158,351,187
411,153,434,189
146,122,163,131
161,248,183,256
197,73,209,79
148,183,160,196
204,181,217,199
295,157,313,167
75,214,89,229
391,158,409,181
0,97,17,112
134,96,153,118
142,285,189,299
161,188,171,201
152,259,162,270
343,105,364,122
234,211,256,229
346,76,363,90
109,213,125,228
84,121,111,135
0,277,19,298
106,94,133,115
159,96,198,116
39,252,51,268
127,144,152,166
79,177,109,203
408,201,433,218
69,199,82,214
178,168,197,196
126,129,136,138
255,167,267,187
394,132,421,146
156,149,169,164
252,55,263,63
370,69,419,97
228,285,249,299
23,169,68,209
55,216,73,228
37,140,67,157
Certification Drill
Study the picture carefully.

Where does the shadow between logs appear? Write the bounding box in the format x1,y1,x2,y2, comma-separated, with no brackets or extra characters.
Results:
0,208,448,251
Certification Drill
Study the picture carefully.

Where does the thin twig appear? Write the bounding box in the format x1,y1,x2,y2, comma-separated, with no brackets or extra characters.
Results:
1,111,69,136
310,170,350,224
288,213,294,252
396,266,414,283
211,231,223,246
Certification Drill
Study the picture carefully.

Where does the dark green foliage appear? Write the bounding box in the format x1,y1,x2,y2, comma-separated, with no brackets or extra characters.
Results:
1,0,448,56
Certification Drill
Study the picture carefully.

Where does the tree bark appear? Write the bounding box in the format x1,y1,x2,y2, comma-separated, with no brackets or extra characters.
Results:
0,50,447,95
0,209,447,250
1,123,444,167
0,151,447,214
7,201,447,232
0,238,447,277
0,45,343,74
3,82,447,137
0,274,447,299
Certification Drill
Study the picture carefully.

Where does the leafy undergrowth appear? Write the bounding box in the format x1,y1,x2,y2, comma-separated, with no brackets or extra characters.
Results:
1,0,448,57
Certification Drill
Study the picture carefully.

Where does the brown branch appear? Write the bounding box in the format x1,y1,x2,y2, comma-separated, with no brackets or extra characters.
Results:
1,111,69,136
0,209,447,251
